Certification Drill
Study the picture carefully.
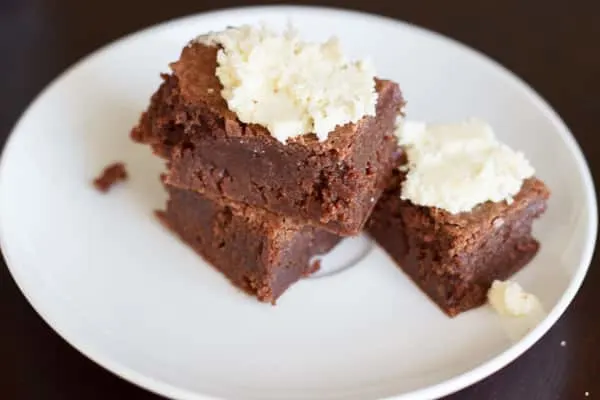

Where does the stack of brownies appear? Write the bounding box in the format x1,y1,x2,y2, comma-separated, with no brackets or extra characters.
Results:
131,25,550,316
131,26,405,303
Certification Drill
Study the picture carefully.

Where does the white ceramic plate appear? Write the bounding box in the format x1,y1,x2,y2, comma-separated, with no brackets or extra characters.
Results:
0,6,596,400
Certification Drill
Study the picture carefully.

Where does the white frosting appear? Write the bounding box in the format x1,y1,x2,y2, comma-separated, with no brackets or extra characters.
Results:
487,280,540,317
395,119,535,214
194,25,378,143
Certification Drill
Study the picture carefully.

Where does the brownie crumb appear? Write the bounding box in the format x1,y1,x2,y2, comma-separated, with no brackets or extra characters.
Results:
306,259,322,276
93,163,128,192
154,210,169,229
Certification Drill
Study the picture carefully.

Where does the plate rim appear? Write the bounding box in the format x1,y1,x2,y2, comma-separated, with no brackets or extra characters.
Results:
0,5,597,400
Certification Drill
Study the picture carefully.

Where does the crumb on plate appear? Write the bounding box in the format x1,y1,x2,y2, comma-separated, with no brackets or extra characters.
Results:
306,259,322,276
93,162,128,192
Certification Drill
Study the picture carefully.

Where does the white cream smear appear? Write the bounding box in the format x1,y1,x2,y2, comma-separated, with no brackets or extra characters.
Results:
395,119,535,214
195,25,378,143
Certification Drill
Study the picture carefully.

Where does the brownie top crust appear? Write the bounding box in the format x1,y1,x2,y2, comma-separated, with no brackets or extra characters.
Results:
384,169,550,257
419,177,549,228
386,169,549,229
169,41,403,153
170,44,232,118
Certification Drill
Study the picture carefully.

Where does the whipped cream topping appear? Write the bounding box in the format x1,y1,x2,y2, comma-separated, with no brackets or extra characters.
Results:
195,25,378,143
395,119,535,213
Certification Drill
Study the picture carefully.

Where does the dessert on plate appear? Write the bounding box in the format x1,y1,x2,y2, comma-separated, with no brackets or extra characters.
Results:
367,119,550,316
130,24,549,312
131,25,403,302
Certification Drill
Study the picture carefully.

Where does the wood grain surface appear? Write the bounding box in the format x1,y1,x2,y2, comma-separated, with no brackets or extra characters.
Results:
1,1,598,399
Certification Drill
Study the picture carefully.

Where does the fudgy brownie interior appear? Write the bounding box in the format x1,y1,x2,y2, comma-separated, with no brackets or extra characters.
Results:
160,185,342,303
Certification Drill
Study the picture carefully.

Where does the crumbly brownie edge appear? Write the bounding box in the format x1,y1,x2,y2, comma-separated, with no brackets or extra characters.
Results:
130,74,184,159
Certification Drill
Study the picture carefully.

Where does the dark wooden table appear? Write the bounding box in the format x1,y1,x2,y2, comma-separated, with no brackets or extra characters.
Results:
1,1,598,399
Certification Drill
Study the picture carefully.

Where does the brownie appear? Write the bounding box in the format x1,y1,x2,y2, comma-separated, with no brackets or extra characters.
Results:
160,185,342,303
367,170,550,316
132,42,404,235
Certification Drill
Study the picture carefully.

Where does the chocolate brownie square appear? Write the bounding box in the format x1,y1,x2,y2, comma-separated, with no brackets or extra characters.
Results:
367,170,550,316
132,41,404,235
160,185,342,303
